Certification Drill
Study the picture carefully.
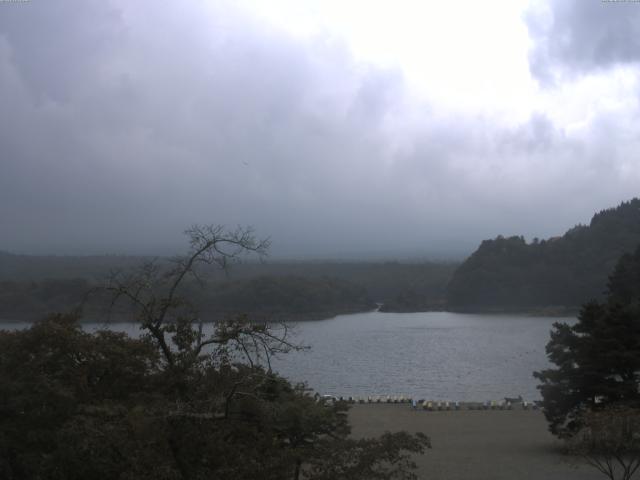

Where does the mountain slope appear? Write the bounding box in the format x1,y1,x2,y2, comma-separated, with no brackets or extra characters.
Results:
446,198,640,311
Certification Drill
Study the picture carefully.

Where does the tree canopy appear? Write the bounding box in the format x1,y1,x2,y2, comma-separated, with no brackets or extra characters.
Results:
448,198,640,311
534,244,640,438
0,260,456,320
0,225,430,479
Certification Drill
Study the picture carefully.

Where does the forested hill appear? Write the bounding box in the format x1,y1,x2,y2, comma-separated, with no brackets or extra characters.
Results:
0,251,146,281
446,198,640,312
0,254,456,320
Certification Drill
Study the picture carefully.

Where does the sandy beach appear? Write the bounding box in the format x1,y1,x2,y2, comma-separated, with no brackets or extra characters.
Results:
349,404,603,480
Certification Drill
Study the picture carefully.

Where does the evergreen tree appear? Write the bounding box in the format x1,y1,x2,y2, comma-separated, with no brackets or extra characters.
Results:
534,245,640,438
448,198,640,311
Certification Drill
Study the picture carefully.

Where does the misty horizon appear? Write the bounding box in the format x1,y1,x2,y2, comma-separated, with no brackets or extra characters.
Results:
1,1,639,258
0,203,613,261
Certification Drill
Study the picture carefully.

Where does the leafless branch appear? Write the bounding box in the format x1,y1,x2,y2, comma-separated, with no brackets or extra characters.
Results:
96,224,287,370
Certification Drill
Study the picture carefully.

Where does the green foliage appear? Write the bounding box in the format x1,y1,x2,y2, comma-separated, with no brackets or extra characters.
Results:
534,245,640,438
0,313,161,479
0,315,430,479
448,198,640,310
0,225,430,479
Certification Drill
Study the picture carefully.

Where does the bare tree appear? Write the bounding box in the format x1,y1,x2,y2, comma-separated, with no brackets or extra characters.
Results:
103,224,299,369
7,225,431,479
569,406,640,480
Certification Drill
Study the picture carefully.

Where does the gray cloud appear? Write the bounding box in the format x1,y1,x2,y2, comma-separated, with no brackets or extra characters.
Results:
526,0,640,82
0,0,638,259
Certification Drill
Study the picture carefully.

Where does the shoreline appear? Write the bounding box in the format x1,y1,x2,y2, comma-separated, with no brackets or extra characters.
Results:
0,306,578,324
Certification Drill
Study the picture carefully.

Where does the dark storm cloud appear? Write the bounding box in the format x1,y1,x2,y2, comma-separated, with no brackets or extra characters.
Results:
0,0,411,256
0,0,638,258
526,0,640,82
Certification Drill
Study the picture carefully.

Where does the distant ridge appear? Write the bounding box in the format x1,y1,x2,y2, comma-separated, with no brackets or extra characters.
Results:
446,198,640,312
0,252,149,281
0,252,456,320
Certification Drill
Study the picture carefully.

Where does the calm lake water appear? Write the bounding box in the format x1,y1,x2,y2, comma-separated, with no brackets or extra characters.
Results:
2,311,573,402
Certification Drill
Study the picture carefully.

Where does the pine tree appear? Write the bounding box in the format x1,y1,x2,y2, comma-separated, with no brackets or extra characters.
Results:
535,245,640,437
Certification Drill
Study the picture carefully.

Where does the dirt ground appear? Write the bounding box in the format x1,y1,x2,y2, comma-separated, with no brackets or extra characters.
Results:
348,404,604,480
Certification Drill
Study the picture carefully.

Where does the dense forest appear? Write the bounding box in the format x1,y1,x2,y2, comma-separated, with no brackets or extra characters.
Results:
0,226,430,479
0,279,93,321
0,255,456,321
0,276,375,322
447,198,640,312
190,275,375,321
3,199,639,318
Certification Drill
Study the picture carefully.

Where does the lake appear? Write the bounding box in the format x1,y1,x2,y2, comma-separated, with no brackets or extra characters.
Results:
2,311,573,402
271,311,572,402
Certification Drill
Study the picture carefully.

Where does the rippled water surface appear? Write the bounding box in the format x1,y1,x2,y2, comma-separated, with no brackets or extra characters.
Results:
3,311,574,401
270,311,573,401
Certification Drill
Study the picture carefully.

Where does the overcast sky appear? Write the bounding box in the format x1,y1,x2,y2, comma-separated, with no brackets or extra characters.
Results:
1,0,639,258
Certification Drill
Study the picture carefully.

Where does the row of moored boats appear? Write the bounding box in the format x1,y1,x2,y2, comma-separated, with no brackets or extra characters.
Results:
320,395,541,410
